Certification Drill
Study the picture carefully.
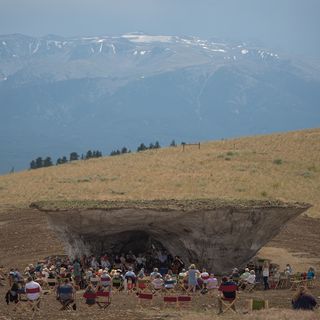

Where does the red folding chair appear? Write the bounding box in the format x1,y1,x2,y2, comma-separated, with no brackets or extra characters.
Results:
96,290,111,309
137,292,153,307
83,292,96,307
177,295,192,308
126,278,135,294
137,279,149,293
163,296,178,308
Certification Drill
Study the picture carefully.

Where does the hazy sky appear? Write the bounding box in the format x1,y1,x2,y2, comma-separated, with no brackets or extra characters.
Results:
1,0,319,57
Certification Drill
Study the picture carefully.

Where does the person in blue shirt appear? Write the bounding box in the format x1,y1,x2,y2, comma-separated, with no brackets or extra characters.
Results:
307,267,315,280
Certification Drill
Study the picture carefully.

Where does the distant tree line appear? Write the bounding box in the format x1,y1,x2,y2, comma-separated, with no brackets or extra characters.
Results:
29,139,179,169
29,149,103,170
110,140,165,156
110,147,131,156
137,141,161,152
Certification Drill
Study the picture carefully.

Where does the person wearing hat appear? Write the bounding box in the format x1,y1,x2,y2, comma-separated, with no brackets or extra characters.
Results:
239,268,250,289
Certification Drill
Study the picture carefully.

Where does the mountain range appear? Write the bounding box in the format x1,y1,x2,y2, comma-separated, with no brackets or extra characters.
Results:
0,33,320,173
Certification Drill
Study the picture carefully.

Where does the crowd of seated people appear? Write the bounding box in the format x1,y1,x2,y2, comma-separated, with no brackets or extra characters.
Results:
2,251,318,314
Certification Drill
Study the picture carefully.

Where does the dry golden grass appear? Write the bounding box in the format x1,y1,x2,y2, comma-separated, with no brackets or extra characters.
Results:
0,128,319,217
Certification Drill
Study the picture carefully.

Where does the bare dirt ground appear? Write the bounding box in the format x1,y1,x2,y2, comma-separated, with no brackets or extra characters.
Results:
0,208,320,319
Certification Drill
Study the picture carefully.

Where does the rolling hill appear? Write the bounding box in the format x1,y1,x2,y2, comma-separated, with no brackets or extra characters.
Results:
0,128,319,217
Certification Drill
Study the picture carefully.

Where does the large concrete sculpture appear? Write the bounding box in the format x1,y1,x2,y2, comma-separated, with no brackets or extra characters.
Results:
33,199,311,273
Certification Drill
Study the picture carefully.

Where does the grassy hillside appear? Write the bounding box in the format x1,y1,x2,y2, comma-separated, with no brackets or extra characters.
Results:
0,128,319,217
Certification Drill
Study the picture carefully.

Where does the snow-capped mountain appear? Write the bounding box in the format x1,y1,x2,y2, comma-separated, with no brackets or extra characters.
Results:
0,33,282,81
0,33,319,173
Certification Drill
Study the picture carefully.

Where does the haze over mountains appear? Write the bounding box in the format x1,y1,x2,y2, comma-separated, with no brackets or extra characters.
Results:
1,33,320,174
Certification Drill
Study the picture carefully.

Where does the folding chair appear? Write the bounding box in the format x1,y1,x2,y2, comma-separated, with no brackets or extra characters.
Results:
137,292,153,307
163,279,177,293
96,290,111,309
163,296,178,308
278,273,289,289
177,277,188,293
218,296,237,314
177,295,192,309
245,282,256,292
83,292,96,307
46,278,57,293
207,278,219,296
269,276,279,289
137,279,149,293
56,286,75,310
125,278,135,294
25,287,41,319
217,284,238,315
112,277,123,294
306,278,315,289
247,298,269,312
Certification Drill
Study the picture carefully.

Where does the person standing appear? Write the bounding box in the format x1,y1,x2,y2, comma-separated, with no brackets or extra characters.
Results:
262,261,270,290
187,264,200,293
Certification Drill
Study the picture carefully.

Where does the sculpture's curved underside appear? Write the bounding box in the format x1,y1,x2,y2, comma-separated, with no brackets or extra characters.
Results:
36,199,311,273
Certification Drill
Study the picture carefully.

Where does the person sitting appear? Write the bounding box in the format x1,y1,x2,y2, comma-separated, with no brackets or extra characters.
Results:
292,286,317,310
239,268,250,288
25,276,41,299
178,268,187,279
150,268,161,280
56,278,76,310
83,284,96,306
285,264,293,276
100,256,111,270
100,270,112,290
89,272,99,287
200,268,210,289
307,267,315,280
164,272,176,290
135,254,146,271
207,273,219,290
25,276,42,313
244,270,256,290
230,268,240,283
137,268,145,279
152,274,164,292
124,267,136,282
5,282,19,305
124,267,136,292
217,276,238,314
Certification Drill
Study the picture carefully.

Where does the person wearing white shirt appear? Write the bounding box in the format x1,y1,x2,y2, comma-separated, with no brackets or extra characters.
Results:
246,270,256,285
25,277,42,301
152,274,164,291
262,261,270,290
